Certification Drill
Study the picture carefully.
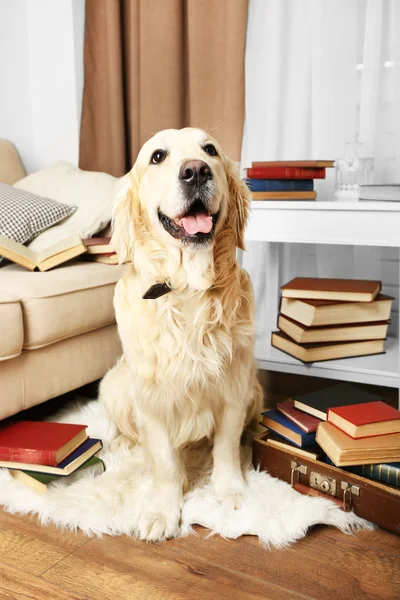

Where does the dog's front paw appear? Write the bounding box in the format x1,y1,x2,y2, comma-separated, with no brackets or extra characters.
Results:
213,475,248,510
138,507,181,542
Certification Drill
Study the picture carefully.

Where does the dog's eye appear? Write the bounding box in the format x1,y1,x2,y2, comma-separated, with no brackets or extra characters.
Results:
204,144,218,157
150,150,167,164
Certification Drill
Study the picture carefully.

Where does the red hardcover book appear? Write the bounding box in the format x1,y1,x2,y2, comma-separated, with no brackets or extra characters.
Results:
0,421,88,466
328,402,400,439
276,400,321,433
83,237,111,246
246,167,326,180
251,160,335,168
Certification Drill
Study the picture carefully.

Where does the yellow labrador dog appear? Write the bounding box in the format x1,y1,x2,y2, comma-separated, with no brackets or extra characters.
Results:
100,127,262,541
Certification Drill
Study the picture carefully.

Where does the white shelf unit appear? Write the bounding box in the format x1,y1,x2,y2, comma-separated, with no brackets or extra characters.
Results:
244,200,400,397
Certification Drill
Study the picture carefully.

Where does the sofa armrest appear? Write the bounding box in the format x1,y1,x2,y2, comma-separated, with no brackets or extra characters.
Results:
0,139,27,184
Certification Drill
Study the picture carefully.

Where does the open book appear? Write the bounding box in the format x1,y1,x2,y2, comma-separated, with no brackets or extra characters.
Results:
0,233,86,271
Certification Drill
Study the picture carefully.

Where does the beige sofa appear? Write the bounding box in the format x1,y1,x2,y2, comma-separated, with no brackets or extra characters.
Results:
0,141,124,420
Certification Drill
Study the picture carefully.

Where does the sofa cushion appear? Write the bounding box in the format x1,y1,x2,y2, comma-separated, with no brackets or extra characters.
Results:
0,183,76,249
0,290,23,361
0,261,126,349
14,162,117,253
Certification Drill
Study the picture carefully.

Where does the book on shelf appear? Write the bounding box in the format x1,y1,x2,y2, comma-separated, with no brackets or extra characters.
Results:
279,295,393,327
325,456,400,488
277,314,389,344
271,330,385,364
281,277,381,302
0,421,87,466
83,237,112,254
261,410,317,448
292,383,383,421
251,191,317,201
9,455,105,495
245,179,314,192
316,421,400,466
1,438,103,475
276,400,321,433
0,233,86,272
359,185,400,202
327,401,400,439
261,431,324,460
251,160,335,168
246,167,326,179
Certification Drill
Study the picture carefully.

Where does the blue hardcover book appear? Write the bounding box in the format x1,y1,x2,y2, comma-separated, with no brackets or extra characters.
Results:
325,457,400,488
246,179,314,192
261,410,316,448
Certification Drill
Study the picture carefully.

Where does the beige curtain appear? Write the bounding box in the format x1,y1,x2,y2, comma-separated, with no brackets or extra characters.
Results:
79,0,248,176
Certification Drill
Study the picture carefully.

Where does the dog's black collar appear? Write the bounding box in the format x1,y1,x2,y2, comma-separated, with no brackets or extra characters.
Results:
142,282,172,300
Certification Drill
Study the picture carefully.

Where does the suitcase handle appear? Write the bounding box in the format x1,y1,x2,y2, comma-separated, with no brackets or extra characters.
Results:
291,461,358,511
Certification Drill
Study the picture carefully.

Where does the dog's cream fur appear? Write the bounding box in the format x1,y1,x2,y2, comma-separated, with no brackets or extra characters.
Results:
100,128,263,541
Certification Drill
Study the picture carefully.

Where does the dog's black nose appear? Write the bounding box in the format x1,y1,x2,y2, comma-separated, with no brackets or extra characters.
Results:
179,160,212,186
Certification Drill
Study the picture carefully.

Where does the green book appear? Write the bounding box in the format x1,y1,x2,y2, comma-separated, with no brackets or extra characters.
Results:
325,457,400,488
9,455,105,494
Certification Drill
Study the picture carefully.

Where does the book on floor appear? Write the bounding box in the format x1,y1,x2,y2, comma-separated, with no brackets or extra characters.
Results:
261,431,324,460
279,295,393,327
327,401,400,439
1,438,103,475
245,179,314,192
0,233,86,272
271,330,385,364
276,400,321,433
277,314,389,344
251,160,335,168
316,422,400,466
246,167,326,179
261,410,316,448
325,456,400,488
292,383,382,421
280,277,381,302
359,184,400,202
83,237,112,254
251,191,317,201
9,455,105,495
0,421,88,466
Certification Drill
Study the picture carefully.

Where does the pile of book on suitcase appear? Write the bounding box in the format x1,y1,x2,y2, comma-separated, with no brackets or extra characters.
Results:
271,277,393,363
244,159,335,201
0,420,104,494
261,382,400,488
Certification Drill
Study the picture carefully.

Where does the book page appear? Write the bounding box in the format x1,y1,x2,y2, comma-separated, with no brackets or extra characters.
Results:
37,234,84,262
0,234,37,262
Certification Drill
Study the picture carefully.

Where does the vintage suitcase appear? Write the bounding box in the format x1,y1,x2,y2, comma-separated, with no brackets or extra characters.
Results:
253,432,400,535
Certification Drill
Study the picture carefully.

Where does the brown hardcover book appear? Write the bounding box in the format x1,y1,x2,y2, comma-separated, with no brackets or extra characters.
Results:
316,422,400,466
252,160,335,168
280,294,392,327
281,277,381,302
271,330,385,363
0,234,86,272
251,191,316,201
83,237,112,254
277,314,389,344
260,431,324,460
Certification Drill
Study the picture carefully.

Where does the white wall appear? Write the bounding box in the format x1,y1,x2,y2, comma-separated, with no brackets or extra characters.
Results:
0,0,85,173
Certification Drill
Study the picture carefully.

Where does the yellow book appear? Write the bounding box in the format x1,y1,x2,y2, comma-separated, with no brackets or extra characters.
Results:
0,233,86,271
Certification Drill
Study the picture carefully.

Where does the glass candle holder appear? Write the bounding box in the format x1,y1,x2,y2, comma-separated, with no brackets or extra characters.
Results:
334,137,374,201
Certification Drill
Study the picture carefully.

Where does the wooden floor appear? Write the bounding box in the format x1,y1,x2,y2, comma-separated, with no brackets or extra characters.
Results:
1,373,399,600
0,509,399,600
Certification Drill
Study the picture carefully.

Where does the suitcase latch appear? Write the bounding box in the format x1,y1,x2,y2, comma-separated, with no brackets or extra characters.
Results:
341,482,360,512
310,471,337,496
290,461,308,487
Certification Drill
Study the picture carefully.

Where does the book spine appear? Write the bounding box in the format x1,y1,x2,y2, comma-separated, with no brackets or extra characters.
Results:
349,463,400,487
0,448,57,466
245,179,314,192
246,167,326,179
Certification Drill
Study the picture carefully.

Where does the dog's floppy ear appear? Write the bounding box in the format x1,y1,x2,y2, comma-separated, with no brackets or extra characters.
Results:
111,173,139,264
225,159,250,251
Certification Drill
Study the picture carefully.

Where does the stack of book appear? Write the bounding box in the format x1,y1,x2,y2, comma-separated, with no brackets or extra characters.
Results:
245,160,335,201
271,277,392,363
261,382,400,488
82,236,118,264
0,420,103,494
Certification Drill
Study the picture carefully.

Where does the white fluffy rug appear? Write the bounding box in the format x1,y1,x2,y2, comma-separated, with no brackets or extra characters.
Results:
0,399,373,548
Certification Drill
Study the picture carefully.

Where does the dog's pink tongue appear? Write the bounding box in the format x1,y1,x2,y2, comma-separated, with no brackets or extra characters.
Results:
179,213,213,234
